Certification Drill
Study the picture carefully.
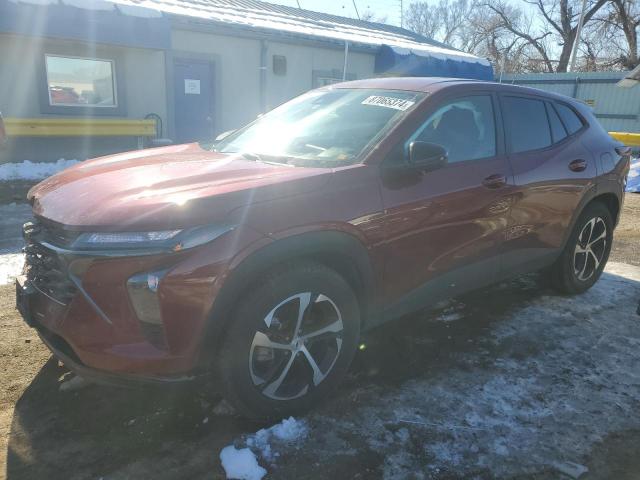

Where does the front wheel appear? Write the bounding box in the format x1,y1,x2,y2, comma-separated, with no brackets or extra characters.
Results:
217,262,360,420
550,202,613,294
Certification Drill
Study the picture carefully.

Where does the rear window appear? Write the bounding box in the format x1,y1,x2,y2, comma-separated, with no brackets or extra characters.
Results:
546,102,568,143
502,96,551,153
555,103,584,135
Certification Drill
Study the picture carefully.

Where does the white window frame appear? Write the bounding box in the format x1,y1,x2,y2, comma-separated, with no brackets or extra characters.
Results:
45,54,118,109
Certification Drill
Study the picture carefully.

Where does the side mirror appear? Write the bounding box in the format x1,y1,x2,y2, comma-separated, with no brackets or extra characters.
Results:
408,141,447,171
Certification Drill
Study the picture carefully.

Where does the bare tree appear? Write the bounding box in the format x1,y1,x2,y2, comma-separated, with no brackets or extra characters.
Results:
524,0,609,71
403,0,630,73
404,0,476,47
404,0,539,73
600,0,639,68
360,9,388,24
484,0,556,71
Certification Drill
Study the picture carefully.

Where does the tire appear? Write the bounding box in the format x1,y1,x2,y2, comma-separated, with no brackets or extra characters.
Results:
550,201,613,295
217,261,360,420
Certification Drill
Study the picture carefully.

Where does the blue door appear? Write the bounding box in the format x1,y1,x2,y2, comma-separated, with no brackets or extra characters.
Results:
173,59,214,143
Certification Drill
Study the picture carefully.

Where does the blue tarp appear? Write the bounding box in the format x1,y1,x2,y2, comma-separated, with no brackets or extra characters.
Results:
627,157,640,193
375,45,494,81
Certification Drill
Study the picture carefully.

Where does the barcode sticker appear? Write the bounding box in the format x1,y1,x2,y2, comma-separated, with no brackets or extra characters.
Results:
361,96,415,111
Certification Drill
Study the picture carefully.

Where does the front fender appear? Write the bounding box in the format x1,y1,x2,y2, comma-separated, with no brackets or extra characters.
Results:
198,229,378,367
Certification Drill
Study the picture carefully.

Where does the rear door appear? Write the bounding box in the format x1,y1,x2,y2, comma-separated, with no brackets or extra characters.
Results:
173,59,214,144
379,92,513,317
499,94,597,274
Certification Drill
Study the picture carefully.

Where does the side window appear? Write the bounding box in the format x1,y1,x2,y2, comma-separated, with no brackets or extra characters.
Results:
546,102,568,143
502,96,551,153
554,103,584,135
407,95,496,163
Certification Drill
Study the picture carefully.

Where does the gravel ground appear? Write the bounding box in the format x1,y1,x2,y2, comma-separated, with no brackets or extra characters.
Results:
0,194,639,480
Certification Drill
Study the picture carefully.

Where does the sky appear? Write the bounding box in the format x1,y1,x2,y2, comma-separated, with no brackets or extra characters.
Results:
263,0,410,27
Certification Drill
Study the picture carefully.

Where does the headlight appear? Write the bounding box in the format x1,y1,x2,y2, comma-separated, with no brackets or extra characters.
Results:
71,224,234,253
79,230,181,244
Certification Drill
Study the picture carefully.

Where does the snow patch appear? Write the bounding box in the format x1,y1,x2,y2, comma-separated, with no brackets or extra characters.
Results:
0,159,79,181
220,417,308,479
246,416,308,462
220,446,266,480
0,253,24,286
109,0,489,65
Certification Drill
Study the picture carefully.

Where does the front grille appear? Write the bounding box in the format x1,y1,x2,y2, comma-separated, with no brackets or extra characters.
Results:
24,218,81,248
23,219,78,305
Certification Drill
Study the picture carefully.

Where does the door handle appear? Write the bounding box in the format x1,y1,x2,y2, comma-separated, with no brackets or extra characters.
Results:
482,174,507,189
568,159,587,172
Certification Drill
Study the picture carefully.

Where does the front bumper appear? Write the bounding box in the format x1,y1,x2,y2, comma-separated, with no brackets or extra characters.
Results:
15,216,265,381
16,274,199,387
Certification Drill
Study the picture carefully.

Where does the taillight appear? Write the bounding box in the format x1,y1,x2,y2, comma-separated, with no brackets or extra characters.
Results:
616,145,632,157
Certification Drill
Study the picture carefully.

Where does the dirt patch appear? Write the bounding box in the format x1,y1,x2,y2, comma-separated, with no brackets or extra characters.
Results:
0,195,638,479
0,183,32,206
610,193,640,266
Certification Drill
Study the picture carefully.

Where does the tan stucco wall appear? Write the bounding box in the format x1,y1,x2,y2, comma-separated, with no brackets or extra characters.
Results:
265,40,375,110
0,33,167,123
171,29,262,132
171,29,376,133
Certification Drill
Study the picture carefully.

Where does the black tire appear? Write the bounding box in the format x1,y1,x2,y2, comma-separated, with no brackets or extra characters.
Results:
217,261,360,420
550,201,613,294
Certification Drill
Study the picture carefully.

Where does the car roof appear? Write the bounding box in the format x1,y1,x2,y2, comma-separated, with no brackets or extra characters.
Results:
332,76,583,106
332,77,479,93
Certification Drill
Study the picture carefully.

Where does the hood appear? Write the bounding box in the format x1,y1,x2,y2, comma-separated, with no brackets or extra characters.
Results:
28,143,332,230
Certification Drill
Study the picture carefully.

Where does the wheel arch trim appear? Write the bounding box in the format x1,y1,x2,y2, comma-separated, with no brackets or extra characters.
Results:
198,229,378,366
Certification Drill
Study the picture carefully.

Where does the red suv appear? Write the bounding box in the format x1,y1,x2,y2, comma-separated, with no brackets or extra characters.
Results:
16,78,630,419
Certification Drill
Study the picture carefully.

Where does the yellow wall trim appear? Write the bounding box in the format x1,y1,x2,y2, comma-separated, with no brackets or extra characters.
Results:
5,118,156,137
609,132,640,147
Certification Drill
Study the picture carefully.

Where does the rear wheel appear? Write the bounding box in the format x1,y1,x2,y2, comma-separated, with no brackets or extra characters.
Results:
217,262,360,420
550,202,613,294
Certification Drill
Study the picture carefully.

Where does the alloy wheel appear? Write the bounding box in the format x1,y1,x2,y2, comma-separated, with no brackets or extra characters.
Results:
248,292,344,400
573,216,607,282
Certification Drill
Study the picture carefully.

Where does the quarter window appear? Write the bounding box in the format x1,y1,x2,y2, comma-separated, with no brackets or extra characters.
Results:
546,102,567,143
408,95,496,163
502,96,551,153
45,55,117,108
555,103,584,135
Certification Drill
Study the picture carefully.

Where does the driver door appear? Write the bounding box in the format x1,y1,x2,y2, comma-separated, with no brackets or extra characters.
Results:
379,93,513,317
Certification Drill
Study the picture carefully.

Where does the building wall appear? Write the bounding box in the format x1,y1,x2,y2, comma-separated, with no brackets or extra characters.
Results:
170,29,376,135
0,28,378,164
265,40,375,110
171,29,263,135
500,72,640,133
0,33,167,163
0,33,167,121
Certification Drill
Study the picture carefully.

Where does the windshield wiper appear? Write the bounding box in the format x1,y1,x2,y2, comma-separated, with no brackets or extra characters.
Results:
241,152,295,167
241,152,262,162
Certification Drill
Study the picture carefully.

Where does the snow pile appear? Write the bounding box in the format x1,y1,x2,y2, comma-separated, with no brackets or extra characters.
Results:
219,447,267,480
246,416,308,462
627,156,639,192
0,159,78,181
219,417,308,479
0,253,24,285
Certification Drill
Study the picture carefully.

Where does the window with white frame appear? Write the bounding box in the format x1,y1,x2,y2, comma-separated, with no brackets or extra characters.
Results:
45,55,117,108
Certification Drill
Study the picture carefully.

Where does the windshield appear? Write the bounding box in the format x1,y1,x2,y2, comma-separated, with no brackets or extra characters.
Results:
214,88,424,167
